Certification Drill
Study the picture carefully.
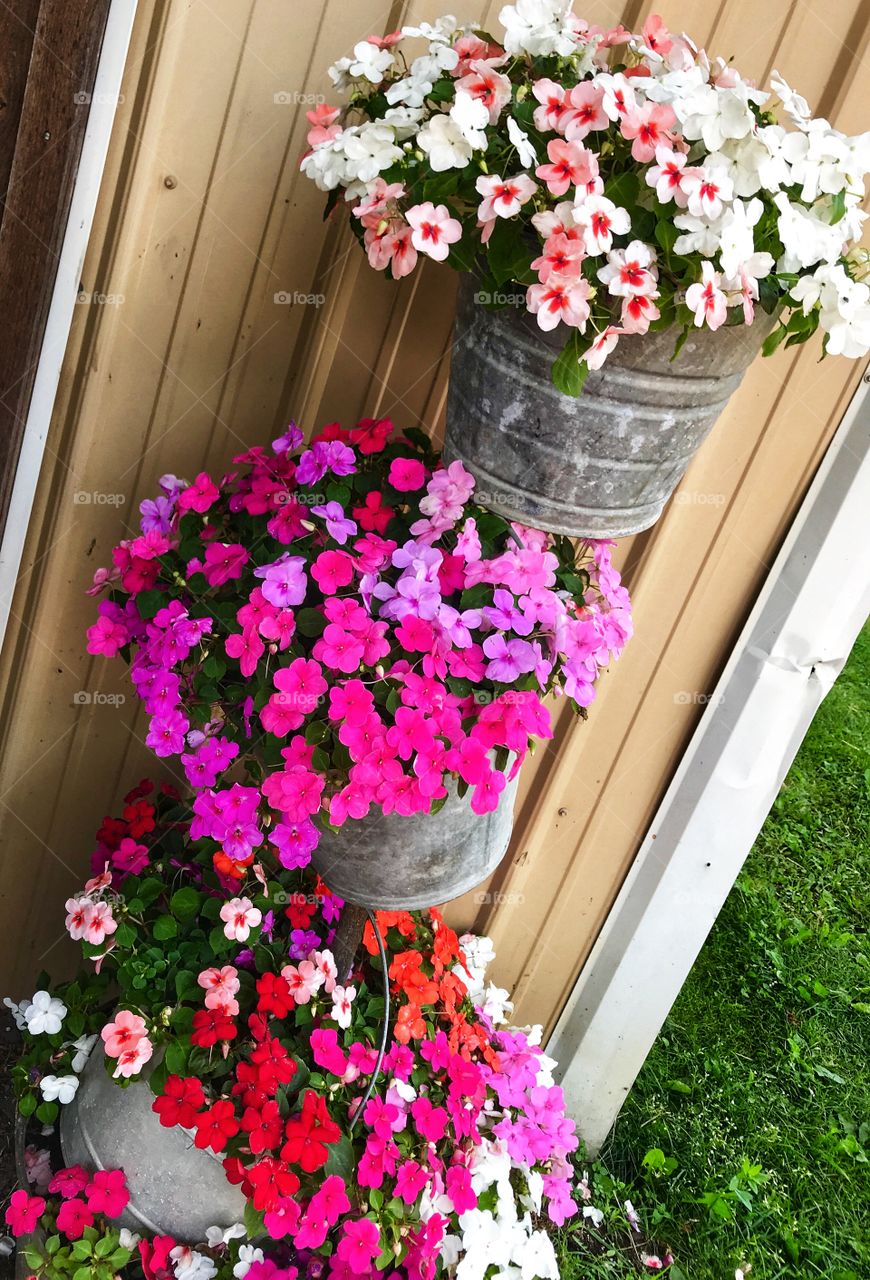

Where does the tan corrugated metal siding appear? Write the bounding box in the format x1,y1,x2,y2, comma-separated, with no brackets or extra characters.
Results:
0,1,866,1021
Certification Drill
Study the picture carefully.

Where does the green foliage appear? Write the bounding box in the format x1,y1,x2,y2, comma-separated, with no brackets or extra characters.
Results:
570,627,870,1280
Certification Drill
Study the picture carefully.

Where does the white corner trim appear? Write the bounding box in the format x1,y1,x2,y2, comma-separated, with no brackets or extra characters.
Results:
548,376,870,1154
0,0,138,652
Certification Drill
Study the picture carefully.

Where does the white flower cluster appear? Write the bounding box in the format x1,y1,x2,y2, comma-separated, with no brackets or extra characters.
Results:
5,991,98,1106
302,6,870,366
454,931,513,1023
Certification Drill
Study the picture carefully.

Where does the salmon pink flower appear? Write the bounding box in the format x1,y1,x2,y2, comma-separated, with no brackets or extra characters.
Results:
621,293,661,333
220,897,262,942
113,1035,153,1079
475,173,538,222
597,241,658,297
686,261,728,330
101,1009,147,1058
574,195,631,255
526,279,591,331
65,897,93,941
198,965,240,1009
564,82,608,140
621,102,676,163
456,59,511,124
583,326,624,370
406,202,461,262
645,144,690,204
531,233,585,283
82,900,117,945
536,139,596,197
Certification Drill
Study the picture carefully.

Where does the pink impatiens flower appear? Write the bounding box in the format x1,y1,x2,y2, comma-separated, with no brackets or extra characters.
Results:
621,101,676,163
406,203,462,262
85,1169,130,1219
101,1009,148,1058
536,138,596,197
526,278,591,331
220,897,262,942
201,542,249,587
388,457,427,491
112,1036,154,1080
475,172,538,223
336,1218,381,1275
686,261,728,330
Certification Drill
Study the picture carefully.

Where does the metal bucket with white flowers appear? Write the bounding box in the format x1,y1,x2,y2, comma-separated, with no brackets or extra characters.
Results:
444,274,777,539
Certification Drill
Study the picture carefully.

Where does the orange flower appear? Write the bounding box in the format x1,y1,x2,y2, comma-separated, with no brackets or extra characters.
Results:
394,1002,426,1044
213,851,252,880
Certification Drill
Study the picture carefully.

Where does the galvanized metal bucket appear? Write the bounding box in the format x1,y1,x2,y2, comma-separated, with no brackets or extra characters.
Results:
311,768,520,910
444,274,776,538
60,1045,245,1240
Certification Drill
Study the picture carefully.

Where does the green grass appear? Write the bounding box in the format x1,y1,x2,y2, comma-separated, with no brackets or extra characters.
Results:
557,625,870,1280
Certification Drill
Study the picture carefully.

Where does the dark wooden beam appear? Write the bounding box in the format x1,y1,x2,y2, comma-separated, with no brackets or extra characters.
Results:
0,0,113,536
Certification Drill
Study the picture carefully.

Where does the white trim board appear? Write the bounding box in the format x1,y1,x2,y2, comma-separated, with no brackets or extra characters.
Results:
548,376,870,1153
0,0,138,653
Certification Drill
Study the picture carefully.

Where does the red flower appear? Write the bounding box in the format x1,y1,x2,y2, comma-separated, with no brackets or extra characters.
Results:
245,1157,300,1212
233,1061,269,1111
353,491,393,534
256,972,294,1018
123,778,154,804
284,894,317,929
350,416,393,454
191,1007,237,1048
95,815,127,851
56,1197,94,1240
139,1235,176,1280
194,1100,240,1153
281,1089,341,1173
152,1075,205,1129
123,798,156,837
249,1038,297,1094
242,1099,284,1155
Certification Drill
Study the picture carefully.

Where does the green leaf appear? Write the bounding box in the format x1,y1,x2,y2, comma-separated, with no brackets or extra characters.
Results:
244,1200,266,1240
323,1132,356,1181
604,170,639,209
203,654,226,679
36,1100,59,1124
669,325,691,364
170,887,201,921
153,914,178,941
135,589,166,620
114,922,137,948
829,189,847,224
165,1040,188,1074
654,218,679,256
295,608,327,638
762,323,788,357
551,331,591,398
19,1090,37,1117
485,217,533,288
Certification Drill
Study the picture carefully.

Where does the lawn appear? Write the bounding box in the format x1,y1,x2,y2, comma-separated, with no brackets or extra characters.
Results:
557,624,870,1280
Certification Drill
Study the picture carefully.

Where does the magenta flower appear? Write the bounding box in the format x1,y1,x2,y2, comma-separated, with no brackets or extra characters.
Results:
388,457,427,491
5,1189,45,1236
56,1197,95,1240
178,471,219,513
311,550,354,595
202,542,249,587
85,1168,130,1219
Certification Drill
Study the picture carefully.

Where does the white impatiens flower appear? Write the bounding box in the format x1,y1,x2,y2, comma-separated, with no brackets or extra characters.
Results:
24,990,67,1036
331,983,356,1029
232,1245,265,1279
717,198,774,280
70,1033,98,1073
418,110,481,171
673,211,725,257
499,0,578,58
341,123,402,184
346,40,396,84
39,1074,79,1104
382,106,424,140
793,263,870,357
170,1246,218,1280
478,982,514,1024
205,1224,246,1250
450,91,490,150
507,116,537,169
770,70,812,127
300,134,351,192
774,193,845,270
